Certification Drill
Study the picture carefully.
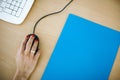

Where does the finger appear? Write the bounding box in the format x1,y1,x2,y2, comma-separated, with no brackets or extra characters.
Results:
30,40,38,58
19,35,29,53
34,49,41,61
25,35,35,55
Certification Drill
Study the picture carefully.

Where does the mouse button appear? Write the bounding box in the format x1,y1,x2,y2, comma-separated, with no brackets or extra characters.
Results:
34,34,39,41
27,34,39,42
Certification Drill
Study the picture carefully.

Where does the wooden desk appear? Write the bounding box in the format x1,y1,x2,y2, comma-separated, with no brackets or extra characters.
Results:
0,0,120,80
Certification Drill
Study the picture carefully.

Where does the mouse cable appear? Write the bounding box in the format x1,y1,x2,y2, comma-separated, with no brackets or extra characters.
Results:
33,0,73,34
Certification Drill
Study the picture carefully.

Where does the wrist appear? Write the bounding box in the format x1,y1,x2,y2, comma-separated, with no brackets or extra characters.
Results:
13,70,30,80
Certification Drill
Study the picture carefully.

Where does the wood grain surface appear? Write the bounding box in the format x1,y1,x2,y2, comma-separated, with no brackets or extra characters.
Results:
0,0,120,80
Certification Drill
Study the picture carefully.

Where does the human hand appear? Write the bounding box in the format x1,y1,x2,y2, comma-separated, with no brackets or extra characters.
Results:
13,34,40,80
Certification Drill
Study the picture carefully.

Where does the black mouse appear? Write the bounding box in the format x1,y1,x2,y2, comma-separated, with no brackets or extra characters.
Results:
26,34,39,54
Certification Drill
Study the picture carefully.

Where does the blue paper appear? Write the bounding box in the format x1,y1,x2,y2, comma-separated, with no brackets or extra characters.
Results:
41,14,120,80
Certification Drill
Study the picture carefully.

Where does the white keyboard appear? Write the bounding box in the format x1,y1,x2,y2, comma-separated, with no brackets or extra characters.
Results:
0,0,34,24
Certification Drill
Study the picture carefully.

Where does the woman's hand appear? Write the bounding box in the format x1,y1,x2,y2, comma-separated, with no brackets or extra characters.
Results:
13,35,40,80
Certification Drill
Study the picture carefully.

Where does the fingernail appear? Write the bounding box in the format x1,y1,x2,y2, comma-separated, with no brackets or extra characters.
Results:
31,34,34,37
35,39,38,42
26,35,30,38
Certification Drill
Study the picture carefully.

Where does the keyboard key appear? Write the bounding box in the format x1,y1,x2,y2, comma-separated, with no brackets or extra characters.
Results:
12,1,16,5
4,8,12,14
0,7,2,12
10,5,14,9
17,0,23,3
15,2,20,7
1,2,6,8
7,0,12,4
6,3,10,8
14,6,18,11
20,0,26,8
16,8,22,17
0,0,2,5
3,0,7,1
12,11,16,15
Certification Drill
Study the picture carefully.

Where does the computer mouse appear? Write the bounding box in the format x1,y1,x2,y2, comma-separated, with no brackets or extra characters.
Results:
26,34,39,54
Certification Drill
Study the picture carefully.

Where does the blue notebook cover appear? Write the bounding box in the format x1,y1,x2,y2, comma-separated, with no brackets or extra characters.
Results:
41,14,120,80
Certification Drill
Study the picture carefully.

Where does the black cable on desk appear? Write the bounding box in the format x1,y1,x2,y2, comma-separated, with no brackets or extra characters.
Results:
33,0,73,34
